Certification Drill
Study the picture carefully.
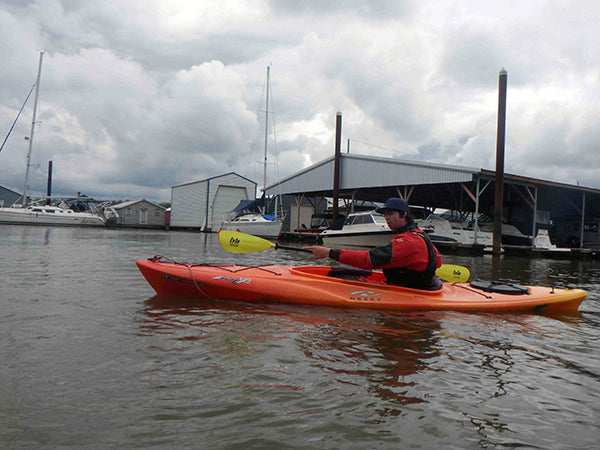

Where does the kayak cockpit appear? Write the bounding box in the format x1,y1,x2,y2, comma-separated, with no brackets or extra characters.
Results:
291,265,384,283
289,265,445,295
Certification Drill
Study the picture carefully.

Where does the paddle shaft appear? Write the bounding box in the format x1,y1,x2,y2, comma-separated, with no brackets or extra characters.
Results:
275,243,313,253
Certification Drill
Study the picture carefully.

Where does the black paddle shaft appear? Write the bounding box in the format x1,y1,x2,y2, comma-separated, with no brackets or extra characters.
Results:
275,243,313,253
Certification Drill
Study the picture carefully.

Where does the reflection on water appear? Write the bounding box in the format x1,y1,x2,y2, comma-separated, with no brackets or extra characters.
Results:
140,296,443,415
1,225,599,448
139,293,600,448
295,312,443,408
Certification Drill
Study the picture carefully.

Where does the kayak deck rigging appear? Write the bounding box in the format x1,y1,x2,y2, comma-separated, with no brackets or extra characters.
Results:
149,254,285,275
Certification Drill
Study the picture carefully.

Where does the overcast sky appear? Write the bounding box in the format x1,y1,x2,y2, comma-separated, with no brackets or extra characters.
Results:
1,0,598,203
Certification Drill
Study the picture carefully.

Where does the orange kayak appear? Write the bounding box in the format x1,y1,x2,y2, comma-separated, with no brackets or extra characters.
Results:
136,256,586,313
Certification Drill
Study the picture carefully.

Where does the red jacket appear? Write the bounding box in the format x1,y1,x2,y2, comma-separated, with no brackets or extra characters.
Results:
330,225,442,289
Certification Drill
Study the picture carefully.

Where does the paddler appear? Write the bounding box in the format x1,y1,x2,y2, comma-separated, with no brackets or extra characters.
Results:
304,198,443,290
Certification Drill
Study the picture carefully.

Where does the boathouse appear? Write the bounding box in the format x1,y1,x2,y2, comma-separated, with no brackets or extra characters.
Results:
265,153,600,249
170,172,256,231
110,199,166,228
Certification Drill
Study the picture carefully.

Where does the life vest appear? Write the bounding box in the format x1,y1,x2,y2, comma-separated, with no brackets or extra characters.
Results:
382,227,441,290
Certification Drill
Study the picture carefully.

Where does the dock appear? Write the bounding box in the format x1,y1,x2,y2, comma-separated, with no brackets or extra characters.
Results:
279,231,322,243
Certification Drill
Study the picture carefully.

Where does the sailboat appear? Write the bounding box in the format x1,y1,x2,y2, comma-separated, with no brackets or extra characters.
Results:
220,66,284,238
0,52,106,227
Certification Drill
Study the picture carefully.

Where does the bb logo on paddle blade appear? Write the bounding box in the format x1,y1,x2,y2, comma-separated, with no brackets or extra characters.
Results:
229,237,240,247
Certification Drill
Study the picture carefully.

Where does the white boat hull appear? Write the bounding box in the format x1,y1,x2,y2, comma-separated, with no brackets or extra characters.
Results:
320,211,557,250
418,218,494,246
320,211,394,248
220,213,283,238
321,230,396,248
418,216,562,249
0,206,105,227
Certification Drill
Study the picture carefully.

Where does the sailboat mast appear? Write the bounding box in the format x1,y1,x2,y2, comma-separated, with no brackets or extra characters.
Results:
263,65,270,192
22,51,44,206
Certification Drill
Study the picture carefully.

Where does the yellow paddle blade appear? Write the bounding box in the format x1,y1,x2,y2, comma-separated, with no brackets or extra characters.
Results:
436,264,470,283
218,230,276,253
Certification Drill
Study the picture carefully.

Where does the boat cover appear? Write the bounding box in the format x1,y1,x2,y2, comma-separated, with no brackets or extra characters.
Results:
230,198,265,213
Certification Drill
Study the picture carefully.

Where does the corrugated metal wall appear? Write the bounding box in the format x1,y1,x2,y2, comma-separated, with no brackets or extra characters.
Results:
170,181,208,228
170,173,256,229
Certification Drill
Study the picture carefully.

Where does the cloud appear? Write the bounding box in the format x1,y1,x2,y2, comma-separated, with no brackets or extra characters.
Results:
269,0,415,19
1,0,600,203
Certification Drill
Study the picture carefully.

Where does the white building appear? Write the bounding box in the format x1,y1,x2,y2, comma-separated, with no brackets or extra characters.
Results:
170,172,256,231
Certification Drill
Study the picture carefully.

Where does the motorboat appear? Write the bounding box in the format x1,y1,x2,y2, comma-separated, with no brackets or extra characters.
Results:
320,210,394,248
320,208,560,251
418,212,560,249
417,213,493,247
319,208,485,249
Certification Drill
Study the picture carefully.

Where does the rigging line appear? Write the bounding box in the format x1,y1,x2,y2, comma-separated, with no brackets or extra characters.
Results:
347,137,400,154
0,82,36,154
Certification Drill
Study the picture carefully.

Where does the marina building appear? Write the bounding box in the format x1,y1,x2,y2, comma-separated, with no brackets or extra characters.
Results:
170,172,256,231
111,199,167,228
264,153,600,251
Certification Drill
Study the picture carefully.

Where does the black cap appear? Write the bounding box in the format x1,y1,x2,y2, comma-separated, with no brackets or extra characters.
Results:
375,198,409,214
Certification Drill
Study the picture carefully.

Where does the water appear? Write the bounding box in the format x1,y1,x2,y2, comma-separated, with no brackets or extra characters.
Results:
1,226,599,448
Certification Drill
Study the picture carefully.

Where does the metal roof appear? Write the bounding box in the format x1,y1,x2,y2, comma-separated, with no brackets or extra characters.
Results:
112,199,166,210
479,169,600,194
0,184,21,207
172,171,256,189
263,153,600,223
265,153,479,197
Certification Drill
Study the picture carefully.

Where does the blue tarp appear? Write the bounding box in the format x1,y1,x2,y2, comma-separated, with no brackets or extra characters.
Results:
230,198,265,213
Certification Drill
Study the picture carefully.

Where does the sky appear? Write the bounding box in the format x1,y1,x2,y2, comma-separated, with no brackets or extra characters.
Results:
1,0,599,203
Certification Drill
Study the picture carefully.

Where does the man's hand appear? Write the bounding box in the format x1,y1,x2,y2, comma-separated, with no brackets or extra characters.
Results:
302,246,332,259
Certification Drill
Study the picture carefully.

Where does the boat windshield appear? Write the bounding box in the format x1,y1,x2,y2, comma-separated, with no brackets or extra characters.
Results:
372,214,387,224
345,212,385,226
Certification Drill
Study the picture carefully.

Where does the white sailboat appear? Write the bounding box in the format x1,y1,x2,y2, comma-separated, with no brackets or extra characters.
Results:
0,52,106,227
220,66,284,238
